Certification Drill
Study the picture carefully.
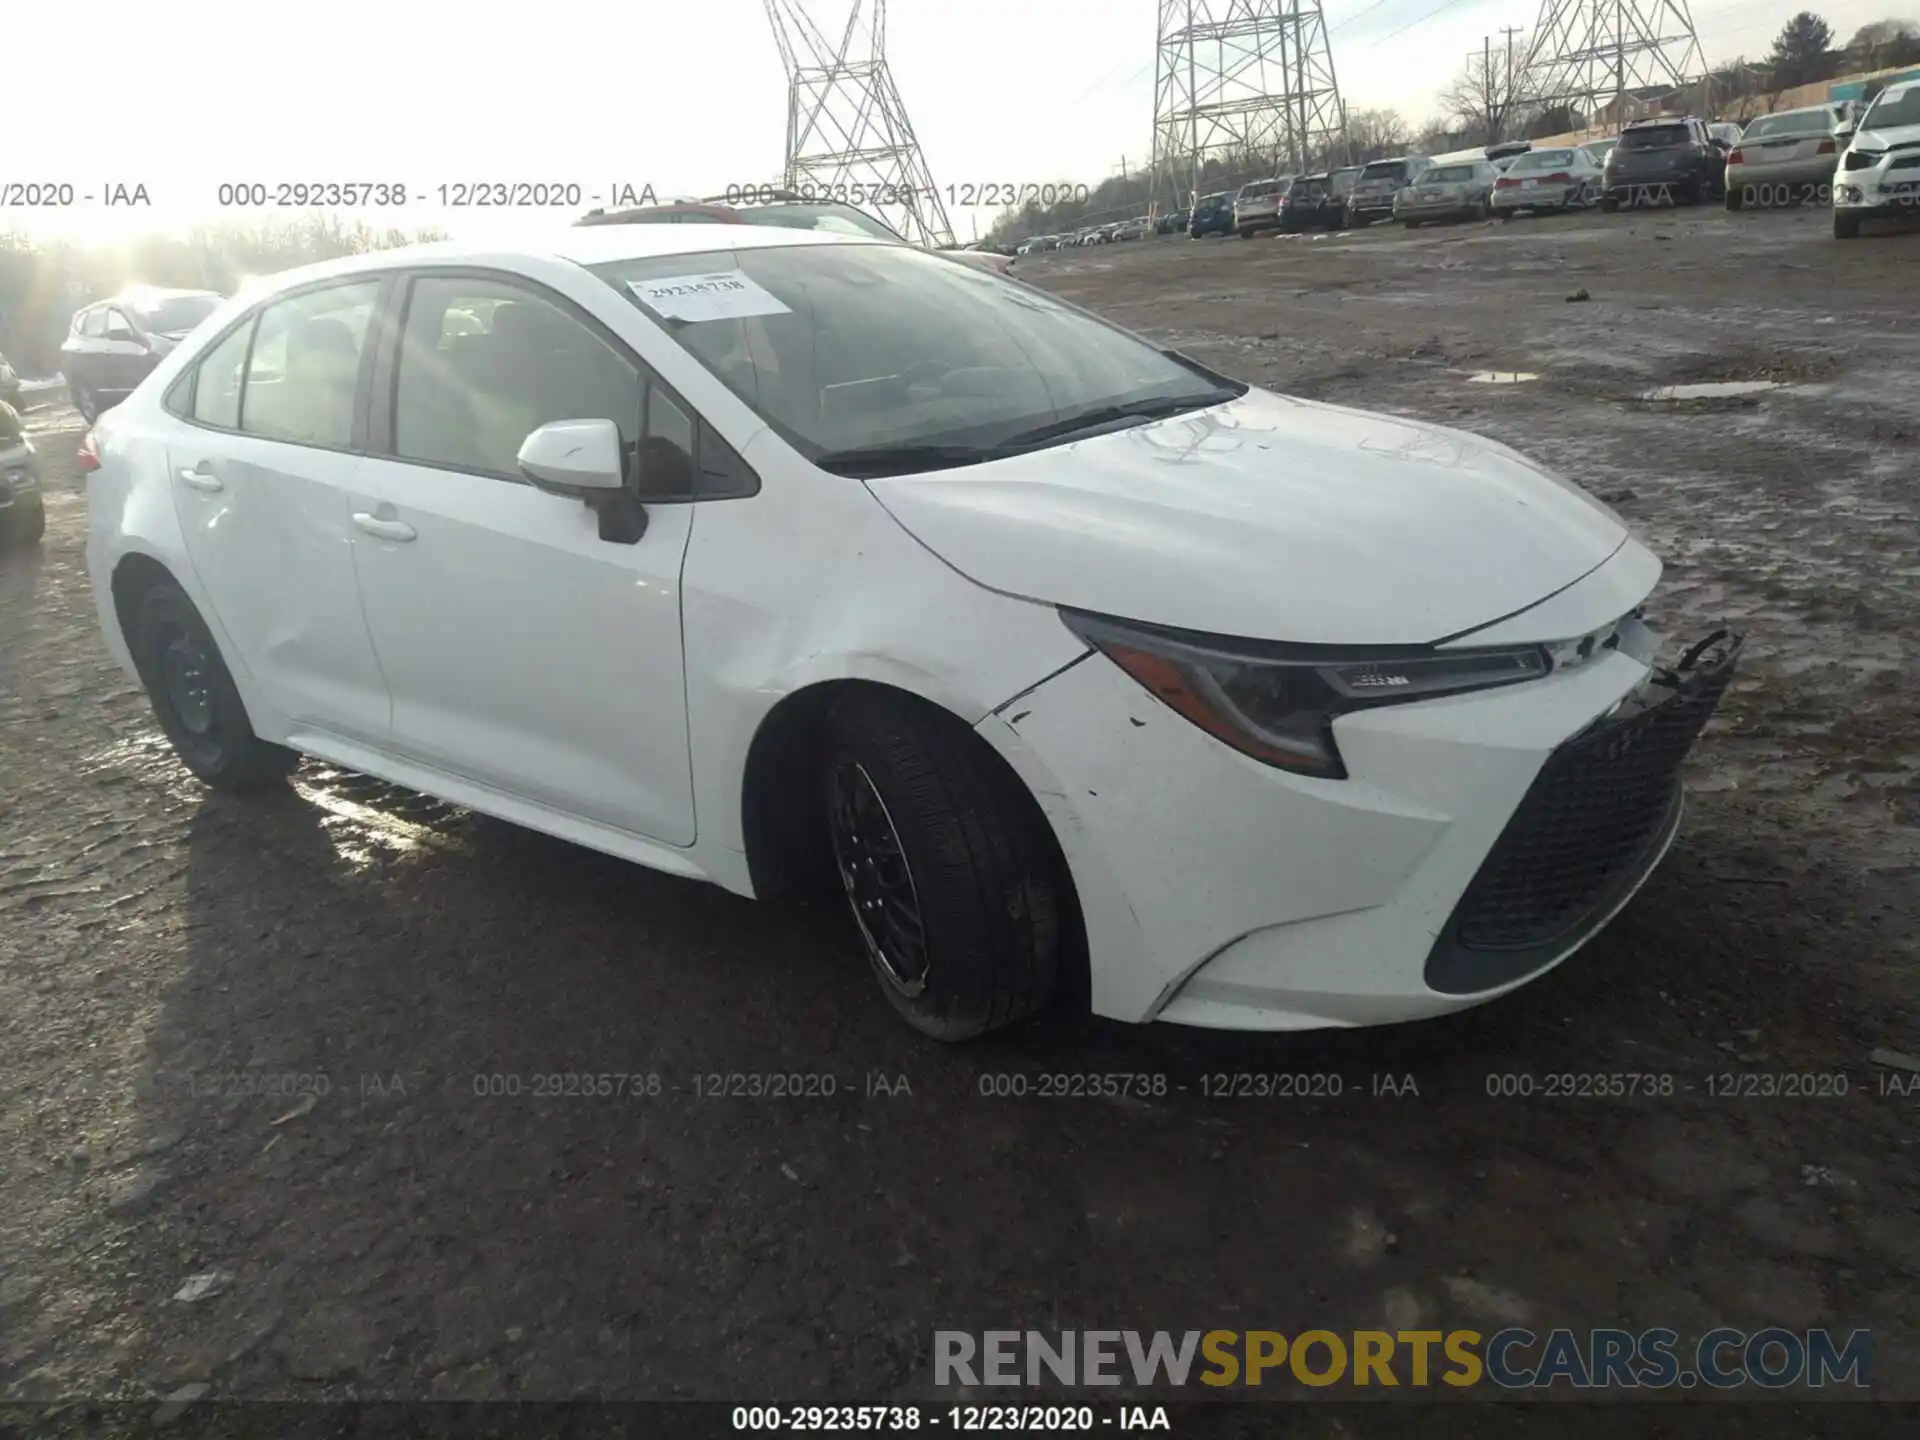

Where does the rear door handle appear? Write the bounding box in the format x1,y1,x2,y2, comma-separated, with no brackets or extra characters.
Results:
178,467,224,493
352,512,416,543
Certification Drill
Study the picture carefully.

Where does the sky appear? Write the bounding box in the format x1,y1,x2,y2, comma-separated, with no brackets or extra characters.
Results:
8,0,1910,246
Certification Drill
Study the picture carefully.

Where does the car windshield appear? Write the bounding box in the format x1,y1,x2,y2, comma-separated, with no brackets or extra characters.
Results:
1863,86,1920,131
128,294,220,335
735,203,902,240
1360,161,1410,182
1425,165,1478,183
1621,124,1691,150
1509,150,1575,172
593,242,1242,474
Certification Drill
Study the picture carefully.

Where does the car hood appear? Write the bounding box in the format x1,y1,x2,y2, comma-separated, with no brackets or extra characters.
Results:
864,389,1630,646
1852,120,1920,153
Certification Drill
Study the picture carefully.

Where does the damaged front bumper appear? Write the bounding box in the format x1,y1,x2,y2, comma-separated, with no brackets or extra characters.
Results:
978,620,1742,1031
1422,627,1742,996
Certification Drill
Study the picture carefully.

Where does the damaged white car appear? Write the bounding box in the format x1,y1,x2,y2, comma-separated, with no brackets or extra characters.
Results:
84,225,1739,1039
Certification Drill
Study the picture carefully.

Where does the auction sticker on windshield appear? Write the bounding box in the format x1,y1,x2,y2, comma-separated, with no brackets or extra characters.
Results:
627,272,791,322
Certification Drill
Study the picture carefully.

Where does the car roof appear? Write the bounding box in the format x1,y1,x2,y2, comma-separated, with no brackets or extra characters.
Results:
236,223,873,297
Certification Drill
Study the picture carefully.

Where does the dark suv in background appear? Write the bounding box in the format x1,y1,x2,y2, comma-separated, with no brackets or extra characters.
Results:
1187,191,1236,237
60,289,223,422
1602,116,1730,208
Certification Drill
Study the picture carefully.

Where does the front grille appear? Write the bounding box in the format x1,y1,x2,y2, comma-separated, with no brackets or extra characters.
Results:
1424,631,1741,995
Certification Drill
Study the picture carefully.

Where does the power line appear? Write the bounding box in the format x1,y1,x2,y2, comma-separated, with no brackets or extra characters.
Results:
1379,0,1478,45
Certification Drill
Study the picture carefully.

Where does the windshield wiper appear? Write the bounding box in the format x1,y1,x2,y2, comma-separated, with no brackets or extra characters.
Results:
812,442,1002,478
814,389,1242,478
994,391,1237,449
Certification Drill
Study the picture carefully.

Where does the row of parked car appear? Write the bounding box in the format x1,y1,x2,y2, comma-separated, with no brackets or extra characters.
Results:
1016,217,1155,252
1022,79,1916,250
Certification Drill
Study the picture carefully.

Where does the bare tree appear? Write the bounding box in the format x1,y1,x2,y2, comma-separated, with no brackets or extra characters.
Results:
1342,108,1411,164
1846,19,1920,70
1440,44,1524,145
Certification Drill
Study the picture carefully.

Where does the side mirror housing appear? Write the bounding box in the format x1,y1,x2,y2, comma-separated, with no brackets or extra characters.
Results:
517,418,626,494
518,418,646,544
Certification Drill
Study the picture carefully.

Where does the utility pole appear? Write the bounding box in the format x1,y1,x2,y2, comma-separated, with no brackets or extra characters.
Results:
1501,25,1524,139
1484,35,1495,144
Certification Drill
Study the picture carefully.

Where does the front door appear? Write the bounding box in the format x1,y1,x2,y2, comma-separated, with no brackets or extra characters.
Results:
346,272,697,846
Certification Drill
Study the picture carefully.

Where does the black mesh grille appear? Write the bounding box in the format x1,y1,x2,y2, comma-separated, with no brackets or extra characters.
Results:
1425,633,1740,994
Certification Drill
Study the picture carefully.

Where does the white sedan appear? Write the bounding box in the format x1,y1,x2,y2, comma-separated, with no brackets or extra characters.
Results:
83,224,1739,1039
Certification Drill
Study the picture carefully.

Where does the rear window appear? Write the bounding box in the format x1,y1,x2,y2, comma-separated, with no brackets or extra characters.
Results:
1621,124,1692,150
1238,179,1282,198
1360,161,1410,182
1740,111,1829,140
1424,165,1478,183
1509,149,1575,172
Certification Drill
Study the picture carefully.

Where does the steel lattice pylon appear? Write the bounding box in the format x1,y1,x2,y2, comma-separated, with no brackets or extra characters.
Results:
1516,0,1706,126
1150,1,1347,209
763,0,955,248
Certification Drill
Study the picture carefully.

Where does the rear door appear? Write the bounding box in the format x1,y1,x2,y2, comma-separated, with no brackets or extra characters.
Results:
344,268,698,846
164,279,392,743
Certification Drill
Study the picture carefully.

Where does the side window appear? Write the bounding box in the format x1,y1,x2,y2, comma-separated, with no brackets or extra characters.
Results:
104,309,136,339
392,275,643,479
239,282,379,449
81,308,108,338
191,321,253,429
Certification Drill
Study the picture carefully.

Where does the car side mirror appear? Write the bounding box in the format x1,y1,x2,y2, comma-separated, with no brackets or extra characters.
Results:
517,418,626,494
517,418,647,544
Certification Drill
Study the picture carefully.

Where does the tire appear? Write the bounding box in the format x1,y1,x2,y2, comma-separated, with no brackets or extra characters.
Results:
1834,211,1862,240
68,377,99,424
1402,218,1419,228
821,690,1062,1040
1725,186,1744,212
1601,195,1619,213
1237,227,1253,239
3,497,44,547
131,578,298,790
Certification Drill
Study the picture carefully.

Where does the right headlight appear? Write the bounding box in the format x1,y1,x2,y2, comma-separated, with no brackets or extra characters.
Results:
1843,149,1884,171
1062,611,1549,780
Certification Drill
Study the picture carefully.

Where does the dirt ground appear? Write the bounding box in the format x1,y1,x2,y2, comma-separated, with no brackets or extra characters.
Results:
2,201,1917,1423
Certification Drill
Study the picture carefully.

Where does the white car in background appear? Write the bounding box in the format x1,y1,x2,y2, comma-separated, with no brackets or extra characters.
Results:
1833,80,1920,238
84,225,1738,1039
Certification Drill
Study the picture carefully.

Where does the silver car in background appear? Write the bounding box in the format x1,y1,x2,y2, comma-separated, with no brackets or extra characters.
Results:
1394,160,1500,225
1490,147,1604,217
1347,155,1432,226
1723,105,1848,209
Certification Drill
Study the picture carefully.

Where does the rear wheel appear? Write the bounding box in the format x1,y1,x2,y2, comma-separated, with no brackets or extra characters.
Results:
1725,186,1745,212
68,378,99,423
821,691,1062,1041
131,578,298,790
1601,195,1619,213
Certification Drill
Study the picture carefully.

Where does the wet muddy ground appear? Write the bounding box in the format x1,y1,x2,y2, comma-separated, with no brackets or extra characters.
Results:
1,202,1917,1423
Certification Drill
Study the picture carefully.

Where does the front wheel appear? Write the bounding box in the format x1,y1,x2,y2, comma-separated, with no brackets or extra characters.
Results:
822,691,1063,1040
132,578,298,790
1834,210,1862,240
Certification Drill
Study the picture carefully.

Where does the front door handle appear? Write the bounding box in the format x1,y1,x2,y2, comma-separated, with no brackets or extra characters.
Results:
352,512,417,543
177,467,224,493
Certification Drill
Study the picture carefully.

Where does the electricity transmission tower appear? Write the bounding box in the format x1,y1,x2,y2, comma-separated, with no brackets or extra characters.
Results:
1515,0,1706,130
1150,1,1347,210
763,1,956,248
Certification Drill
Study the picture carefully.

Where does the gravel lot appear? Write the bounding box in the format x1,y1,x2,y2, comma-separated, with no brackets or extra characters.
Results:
2,201,1917,1420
